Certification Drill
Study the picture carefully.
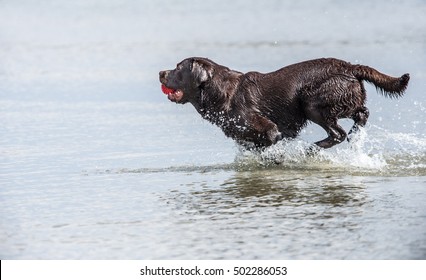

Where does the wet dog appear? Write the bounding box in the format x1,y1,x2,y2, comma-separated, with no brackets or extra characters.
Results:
159,57,409,149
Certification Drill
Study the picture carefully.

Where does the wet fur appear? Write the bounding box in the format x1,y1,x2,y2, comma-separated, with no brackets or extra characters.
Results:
159,57,409,149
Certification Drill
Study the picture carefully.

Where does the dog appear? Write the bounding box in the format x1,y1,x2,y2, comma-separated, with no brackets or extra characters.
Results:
159,57,409,149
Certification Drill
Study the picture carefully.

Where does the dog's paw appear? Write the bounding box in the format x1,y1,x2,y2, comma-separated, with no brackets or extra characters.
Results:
266,129,282,145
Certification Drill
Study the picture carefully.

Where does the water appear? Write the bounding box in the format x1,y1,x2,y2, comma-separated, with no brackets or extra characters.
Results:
0,0,425,259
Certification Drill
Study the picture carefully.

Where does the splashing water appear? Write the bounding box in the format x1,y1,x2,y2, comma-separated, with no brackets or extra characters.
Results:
234,125,426,176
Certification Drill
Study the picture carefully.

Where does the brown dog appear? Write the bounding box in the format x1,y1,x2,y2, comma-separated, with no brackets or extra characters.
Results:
159,57,409,149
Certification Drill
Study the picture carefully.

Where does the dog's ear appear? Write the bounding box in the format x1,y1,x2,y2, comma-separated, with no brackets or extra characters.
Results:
191,58,213,87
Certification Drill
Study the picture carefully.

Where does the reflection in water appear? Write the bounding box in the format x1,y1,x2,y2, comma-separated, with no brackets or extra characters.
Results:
221,170,366,207
159,169,371,259
166,168,367,218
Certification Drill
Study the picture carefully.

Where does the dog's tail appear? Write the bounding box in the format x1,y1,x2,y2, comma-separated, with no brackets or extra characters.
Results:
352,64,409,98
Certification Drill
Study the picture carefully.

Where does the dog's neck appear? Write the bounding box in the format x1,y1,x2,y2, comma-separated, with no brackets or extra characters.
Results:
195,70,243,114
191,76,254,135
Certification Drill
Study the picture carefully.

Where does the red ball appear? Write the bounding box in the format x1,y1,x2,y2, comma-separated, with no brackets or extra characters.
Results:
161,84,174,95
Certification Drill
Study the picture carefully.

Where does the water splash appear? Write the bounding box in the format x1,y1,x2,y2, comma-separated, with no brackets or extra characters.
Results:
234,125,426,176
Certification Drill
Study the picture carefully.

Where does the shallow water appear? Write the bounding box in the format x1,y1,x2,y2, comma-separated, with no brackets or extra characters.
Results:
1,0,425,259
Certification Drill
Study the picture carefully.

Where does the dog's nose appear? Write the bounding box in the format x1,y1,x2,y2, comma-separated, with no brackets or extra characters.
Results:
159,70,168,80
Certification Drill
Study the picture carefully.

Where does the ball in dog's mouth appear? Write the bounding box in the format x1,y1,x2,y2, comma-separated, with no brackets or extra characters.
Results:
161,84,174,95
161,84,183,103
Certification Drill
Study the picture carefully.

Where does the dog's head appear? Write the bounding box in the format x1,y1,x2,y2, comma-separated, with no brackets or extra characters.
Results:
159,57,214,104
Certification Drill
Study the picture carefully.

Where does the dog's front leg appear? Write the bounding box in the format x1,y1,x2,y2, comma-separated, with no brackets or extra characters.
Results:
248,114,282,146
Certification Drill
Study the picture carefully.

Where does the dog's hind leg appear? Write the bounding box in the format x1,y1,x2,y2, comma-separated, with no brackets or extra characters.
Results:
348,107,369,140
305,106,347,149
313,118,347,149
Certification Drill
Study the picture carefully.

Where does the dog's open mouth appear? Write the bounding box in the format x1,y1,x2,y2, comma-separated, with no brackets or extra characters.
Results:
161,84,184,103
